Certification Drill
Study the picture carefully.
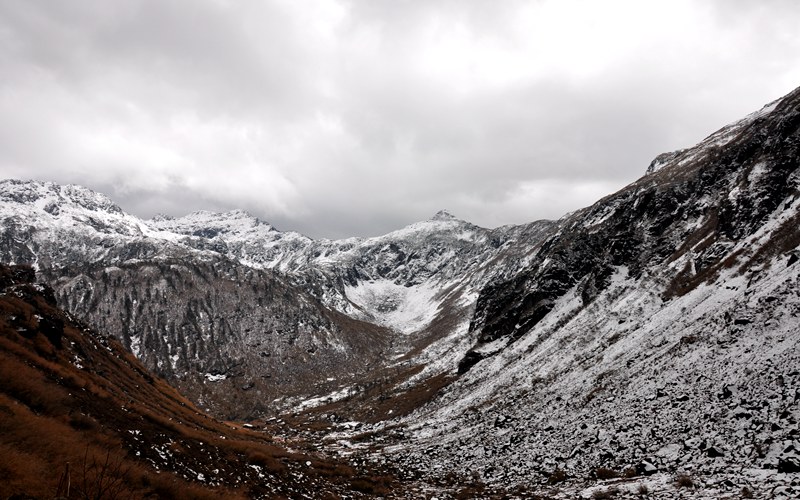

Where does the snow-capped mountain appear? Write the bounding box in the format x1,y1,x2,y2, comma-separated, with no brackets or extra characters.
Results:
363,86,800,497
2,84,800,497
0,177,553,416
146,205,555,327
0,180,189,268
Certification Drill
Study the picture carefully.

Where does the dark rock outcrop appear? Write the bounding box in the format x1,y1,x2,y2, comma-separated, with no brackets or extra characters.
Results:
468,85,800,356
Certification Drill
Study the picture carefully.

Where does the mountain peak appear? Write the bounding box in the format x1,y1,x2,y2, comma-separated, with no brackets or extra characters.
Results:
430,209,457,221
0,178,123,215
150,213,174,222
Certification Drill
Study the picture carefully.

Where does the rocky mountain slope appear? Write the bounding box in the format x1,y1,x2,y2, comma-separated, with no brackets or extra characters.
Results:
0,178,553,418
2,83,800,498
52,257,392,419
353,86,800,497
0,263,408,499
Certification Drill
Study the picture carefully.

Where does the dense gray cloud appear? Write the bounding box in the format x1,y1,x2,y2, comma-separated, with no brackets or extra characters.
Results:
1,0,799,238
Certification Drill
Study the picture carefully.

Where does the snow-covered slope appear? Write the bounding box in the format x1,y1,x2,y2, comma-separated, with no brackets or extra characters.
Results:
364,85,800,497
0,180,191,268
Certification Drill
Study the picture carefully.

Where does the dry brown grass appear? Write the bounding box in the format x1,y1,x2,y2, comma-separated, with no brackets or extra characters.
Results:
0,266,368,499
595,467,620,480
0,440,52,498
675,474,695,488
548,468,567,484
349,475,395,495
1,265,401,498
0,350,70,416
300,366,456,426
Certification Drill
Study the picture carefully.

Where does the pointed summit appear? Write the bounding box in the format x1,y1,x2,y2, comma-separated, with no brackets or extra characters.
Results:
430,209,457,221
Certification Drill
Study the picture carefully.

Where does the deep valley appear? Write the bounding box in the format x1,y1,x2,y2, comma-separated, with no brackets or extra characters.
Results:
2,85,800,498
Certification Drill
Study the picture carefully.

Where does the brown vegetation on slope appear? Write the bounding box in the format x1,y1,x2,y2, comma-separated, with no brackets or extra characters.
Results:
0,264,401,499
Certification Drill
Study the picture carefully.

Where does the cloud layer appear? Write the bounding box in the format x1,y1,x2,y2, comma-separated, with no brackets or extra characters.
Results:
2,0,799,237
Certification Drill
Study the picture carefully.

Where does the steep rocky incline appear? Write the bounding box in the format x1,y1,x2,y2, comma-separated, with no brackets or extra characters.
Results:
373,86,800,497
0,178,555,417
47,258,391,419
467,87,800,364
0,263,408,499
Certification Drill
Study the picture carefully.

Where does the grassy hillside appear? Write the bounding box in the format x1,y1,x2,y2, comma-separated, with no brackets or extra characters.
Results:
0,264,397,499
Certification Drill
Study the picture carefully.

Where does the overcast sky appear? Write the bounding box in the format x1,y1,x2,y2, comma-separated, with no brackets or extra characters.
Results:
1,0,799,238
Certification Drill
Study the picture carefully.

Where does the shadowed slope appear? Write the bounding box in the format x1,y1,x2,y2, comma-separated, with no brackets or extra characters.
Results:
0,264,402,499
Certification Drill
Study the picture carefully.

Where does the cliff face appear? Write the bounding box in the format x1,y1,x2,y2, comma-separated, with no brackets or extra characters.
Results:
49,257,391,418
468,87,800,357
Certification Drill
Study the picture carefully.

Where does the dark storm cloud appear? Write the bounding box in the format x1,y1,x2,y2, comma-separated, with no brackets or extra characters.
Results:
1,0,799,238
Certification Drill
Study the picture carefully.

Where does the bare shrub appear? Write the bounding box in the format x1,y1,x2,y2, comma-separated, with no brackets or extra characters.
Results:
595,467,620,480
0,353,69,416
74,447,133,500
548,468,567,484
675,474,694,489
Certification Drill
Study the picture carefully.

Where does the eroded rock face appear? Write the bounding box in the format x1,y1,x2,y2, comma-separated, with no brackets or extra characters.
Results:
466,86,800,363
377,87,800,495
0,265,64,348
48,257,391,419
0,178,555,418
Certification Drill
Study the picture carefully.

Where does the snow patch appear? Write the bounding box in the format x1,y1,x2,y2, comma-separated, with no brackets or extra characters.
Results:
129,334,142,359
344,279,441,334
